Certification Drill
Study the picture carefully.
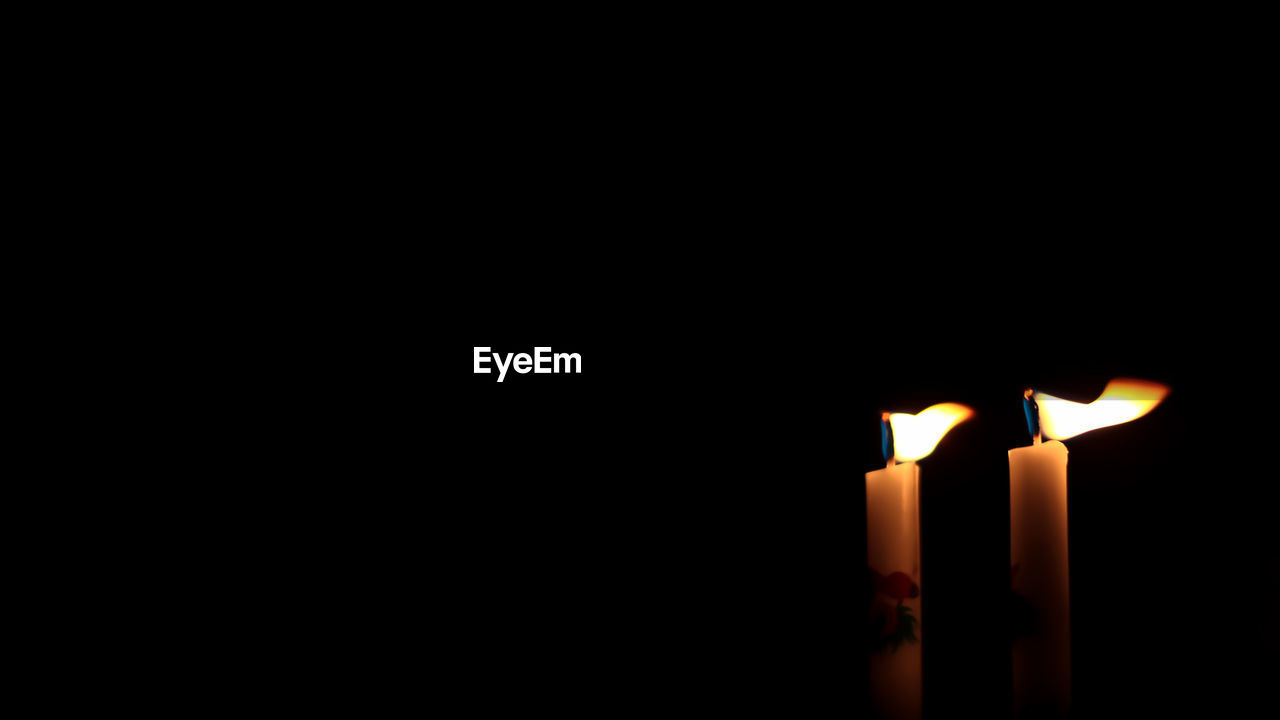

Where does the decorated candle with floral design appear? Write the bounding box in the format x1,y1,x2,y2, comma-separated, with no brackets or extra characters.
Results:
866,460,923,720
866,403,972,720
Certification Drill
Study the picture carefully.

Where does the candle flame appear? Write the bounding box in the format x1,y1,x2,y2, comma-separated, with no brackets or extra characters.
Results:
888,403,974,462
1035,378,1169,441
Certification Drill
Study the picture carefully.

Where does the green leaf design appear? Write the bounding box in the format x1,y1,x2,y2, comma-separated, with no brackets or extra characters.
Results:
871,603,919,653
896,605,917,645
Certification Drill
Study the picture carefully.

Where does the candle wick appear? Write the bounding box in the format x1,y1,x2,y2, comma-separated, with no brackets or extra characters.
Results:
880,412,895,467
1023,389,1042,446
886,457,897,469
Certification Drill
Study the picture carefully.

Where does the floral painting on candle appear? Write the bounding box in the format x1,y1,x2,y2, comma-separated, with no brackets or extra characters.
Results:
868,567,920,651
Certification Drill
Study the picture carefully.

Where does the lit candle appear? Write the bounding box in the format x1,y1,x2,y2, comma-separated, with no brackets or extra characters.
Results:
1009,378,1169,719
866,403,973,720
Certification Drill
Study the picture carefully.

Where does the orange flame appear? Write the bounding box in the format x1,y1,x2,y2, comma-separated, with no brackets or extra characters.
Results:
889,403,974,462
1035,378,1169,441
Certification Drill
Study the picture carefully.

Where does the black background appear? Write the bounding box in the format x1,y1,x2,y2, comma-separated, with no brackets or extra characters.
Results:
53,23,1274,715
102,126,1266,714
72,167,1268,715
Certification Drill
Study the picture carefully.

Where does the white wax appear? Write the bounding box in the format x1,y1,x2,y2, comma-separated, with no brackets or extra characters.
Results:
1009,441,1071,719
865,461,923,720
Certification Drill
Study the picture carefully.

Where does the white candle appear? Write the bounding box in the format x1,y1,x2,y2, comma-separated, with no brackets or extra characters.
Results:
866,460,923,720
1009,438,1070,718
1009,379,1169,719
866,403,972,720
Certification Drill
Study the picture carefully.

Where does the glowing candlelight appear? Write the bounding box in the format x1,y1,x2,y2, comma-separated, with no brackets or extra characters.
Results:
1032,378,1169,441
1009,378,1169,719
866,402,972,720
